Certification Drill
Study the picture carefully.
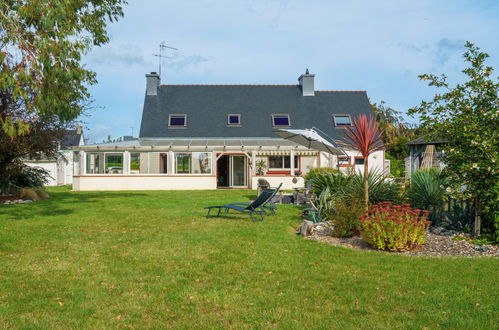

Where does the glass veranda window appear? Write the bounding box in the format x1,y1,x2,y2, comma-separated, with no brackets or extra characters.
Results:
174,152,212,174
129,152,168,174
85,152,123,174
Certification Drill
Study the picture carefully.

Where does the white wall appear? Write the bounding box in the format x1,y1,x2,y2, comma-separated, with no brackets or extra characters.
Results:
73,175,217,191
24,161,57,186
251,176,304,190
337,149,385,175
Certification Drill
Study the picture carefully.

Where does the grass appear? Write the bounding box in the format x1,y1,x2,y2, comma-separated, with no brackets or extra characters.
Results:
0,186,498,328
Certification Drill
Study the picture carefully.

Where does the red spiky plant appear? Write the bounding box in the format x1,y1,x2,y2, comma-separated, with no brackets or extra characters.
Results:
341,114,384,209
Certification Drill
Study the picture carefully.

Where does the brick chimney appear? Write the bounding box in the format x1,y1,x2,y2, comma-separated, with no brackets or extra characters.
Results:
146,72,160,96
298,69,315,96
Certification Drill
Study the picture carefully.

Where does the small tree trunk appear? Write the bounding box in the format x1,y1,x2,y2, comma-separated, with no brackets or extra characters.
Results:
473,195,481,237
364,156,369,210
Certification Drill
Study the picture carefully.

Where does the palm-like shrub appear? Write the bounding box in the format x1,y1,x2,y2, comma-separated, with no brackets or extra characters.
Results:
342,172,402,205
310,171,402,204
309,171,353,195
341,114,384,209
407,168,447,208
407,168,448,224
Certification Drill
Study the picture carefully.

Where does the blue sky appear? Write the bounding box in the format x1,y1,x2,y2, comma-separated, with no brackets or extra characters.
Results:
82,0,499,143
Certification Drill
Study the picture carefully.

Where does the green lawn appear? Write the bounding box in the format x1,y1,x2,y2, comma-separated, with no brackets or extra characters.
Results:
0,187,497,328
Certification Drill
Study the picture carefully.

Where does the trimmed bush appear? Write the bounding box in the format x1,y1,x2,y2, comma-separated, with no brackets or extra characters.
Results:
328,197,364,237
304,167,338,182
359,202,431,251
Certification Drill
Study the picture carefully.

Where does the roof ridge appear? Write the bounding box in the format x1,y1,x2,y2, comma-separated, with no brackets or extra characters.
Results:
160,84,298,87
316,90,366,93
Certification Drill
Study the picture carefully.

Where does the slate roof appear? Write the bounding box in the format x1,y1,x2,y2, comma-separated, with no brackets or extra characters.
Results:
61,130,83,149
139,84,373,141
407,136,447,146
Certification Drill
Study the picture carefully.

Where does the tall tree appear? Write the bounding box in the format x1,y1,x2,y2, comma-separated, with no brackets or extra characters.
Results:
409,42,498,238
0,0,127,138
341,114,384,210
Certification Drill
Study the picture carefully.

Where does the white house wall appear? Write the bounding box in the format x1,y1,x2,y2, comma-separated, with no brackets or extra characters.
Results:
251,176,304,190
24,161,58,186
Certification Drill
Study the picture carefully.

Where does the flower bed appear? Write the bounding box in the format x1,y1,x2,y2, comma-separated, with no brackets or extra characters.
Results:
359,202,431,251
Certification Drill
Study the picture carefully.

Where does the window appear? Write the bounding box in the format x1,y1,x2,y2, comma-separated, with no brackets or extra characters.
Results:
338,156,351,166
268,155,299,169
333,115,352,127
176,153,190,173
160,154,168,174
105,153,124,174
130,153,140,173
272,114,291,127
227,114,241,126
355,157,365,165
174,152,212,174
129,152,168,174
85,152,123,174
169,114,187,127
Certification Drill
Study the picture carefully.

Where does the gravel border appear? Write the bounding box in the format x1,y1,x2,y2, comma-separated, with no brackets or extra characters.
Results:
307,232,499,258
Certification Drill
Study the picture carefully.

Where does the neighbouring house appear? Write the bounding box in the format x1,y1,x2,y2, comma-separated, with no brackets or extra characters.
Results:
405,136,446,178
72,70,386,191
24,126,85,186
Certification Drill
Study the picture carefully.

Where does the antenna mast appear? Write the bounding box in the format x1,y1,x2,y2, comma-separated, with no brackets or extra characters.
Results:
154,41,178,80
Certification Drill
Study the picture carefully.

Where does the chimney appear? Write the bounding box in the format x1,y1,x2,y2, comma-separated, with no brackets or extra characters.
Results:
146,72,160,96
298,68,315,96
76,124,83,135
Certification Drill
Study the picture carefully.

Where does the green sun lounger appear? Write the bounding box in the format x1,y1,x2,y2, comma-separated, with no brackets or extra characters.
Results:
204,189,274,222
227,183,283,215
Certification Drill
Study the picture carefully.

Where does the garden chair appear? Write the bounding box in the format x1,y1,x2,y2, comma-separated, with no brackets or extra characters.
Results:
228,183,283,215
204,189,274,222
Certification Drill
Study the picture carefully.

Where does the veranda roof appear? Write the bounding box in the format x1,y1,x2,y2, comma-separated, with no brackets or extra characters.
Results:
74,138,319,153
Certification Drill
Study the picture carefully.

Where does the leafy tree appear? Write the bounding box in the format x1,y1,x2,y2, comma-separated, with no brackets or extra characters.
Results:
370,101,419,176
341,114,384,209
0,90,72,193
0,0,126,138
409,42,498,238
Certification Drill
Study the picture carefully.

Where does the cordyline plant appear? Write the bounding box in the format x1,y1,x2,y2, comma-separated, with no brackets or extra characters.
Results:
0,0,127,138
409,42,499,239
341,114,384,210
359,202,431,251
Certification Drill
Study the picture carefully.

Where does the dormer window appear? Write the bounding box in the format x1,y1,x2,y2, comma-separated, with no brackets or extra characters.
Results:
169,114,187,128
227,114,241,126
333,114,352,127
272,114,291,127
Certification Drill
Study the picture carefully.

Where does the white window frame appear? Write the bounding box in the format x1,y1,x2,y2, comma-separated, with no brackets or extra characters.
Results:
337,155,351,166
227,114,241,126
168,114,187,128
173,151,213,175
271,114,291,127
128,152,170,176
268,155,299,171
332,114,352,127
85,152,125,175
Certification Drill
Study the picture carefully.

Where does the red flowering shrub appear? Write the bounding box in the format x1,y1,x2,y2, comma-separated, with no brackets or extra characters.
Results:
359,202,431,251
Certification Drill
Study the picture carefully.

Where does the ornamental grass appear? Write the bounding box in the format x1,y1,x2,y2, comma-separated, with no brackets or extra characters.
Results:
360,201,431,251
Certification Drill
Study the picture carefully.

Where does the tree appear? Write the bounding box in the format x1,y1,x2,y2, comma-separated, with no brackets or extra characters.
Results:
0,90,72,193
409,42,499,238
0,1,126,138
341,114,384,210
370,101,419,177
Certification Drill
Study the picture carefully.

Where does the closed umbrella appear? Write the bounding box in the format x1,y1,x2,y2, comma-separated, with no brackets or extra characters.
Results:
273,128,345,155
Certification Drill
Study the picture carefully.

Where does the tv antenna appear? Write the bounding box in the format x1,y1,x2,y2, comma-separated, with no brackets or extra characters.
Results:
154,41,178,79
